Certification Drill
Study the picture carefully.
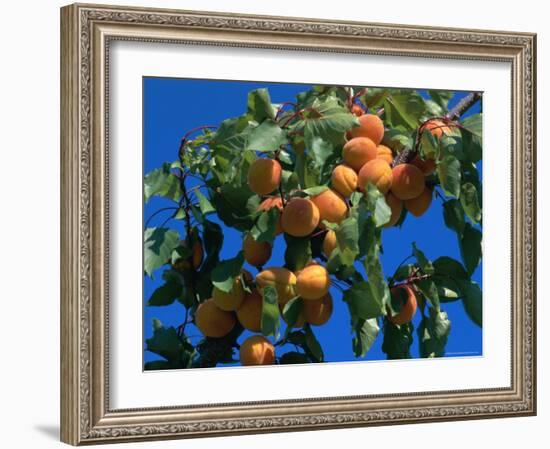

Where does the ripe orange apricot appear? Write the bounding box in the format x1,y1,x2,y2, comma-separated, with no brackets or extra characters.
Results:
258,196,283,235
388,285,418,325
236,289,263,332
411,155,437,176
391,163,425,200
295,264,330,300
384,193,403,228
331,164,358,198
303,293,333,326
243,234,272,267
311,189,348,225
322,229,337,257
247,158,282,195
212,276,246,311
351,104,364,117
376,144,394,165
256,267,297,305
195,299,236,338
239,335,275,366
404,187,433,217
424,119,451,138
358,159,393,194
349,113,385,145
281,197,320,237
342,137,378,171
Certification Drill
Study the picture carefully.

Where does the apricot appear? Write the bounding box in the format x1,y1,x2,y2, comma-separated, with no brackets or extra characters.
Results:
195,299,236,338
258,196,283,235
247,158,282,195
411,155,436,176
212,276,246,311
376,145,394,165
351,104,364,117
424,119,451,138
281,197,320,237
173,239,203,271
239,335,275,366
331,164,358,198
404,187,433,217
391,163,425,200
322,230,337,257
295,264,330,300
349,113,385,145
236,289,263,332
256,267,297,305
358,159,393,194
243,234,272,267
384,193,403,228
311,189,348,225
388,285,417,325
303,293,333,326
342,137,377,171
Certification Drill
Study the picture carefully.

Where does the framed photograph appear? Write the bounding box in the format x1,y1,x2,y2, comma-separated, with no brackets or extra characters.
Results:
60,3,537,445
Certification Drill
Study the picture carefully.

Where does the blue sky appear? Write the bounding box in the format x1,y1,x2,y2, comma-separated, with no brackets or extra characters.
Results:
143,77,482,366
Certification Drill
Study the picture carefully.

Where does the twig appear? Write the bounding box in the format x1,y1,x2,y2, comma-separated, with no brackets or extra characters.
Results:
392,92,481,167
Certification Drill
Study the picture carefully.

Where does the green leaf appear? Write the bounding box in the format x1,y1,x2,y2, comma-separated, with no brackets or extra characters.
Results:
308,137,334,172
284,235,312,272
457,280,482,327
303,324,324,362
428,90,453,110
352,318,380,358
144,163,183,203
432,275,462,303
461,113,482,137
250,207,280,243
415,279,440,311
299,97,358,146
365,183,391,227
433,256,469,280
383,93,427,130
420,131,439,160
382,320,413,359
210,184,255,232
437,155,461,198
343,282,385,320
302,185,329,197
145,320,186,362
363,218,390,309
194,190,216,215
144,227,180,277
199,220,224,275
247,88,276,121
147,282,182,306
381,127,413,152
144,360,180,370
460,183,482,223
280,351,310,364
412,242,435,275
282,297,304,332
246,120,288,152
418,309,451,358
261,285,280,338
443,199,465,235
211,252,245,293
460,224,482,275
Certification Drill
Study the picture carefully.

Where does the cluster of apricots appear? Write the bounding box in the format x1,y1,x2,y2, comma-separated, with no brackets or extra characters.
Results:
192,110,447,366
194,263,333,366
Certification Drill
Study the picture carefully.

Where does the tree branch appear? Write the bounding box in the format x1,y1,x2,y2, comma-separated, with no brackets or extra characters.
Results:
392,91,482,167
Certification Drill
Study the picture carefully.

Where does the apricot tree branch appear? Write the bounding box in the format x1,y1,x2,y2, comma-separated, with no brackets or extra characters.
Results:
392,92,481,167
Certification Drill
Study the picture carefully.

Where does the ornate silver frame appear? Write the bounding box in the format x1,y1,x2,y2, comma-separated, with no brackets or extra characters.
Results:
60,3,536,445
